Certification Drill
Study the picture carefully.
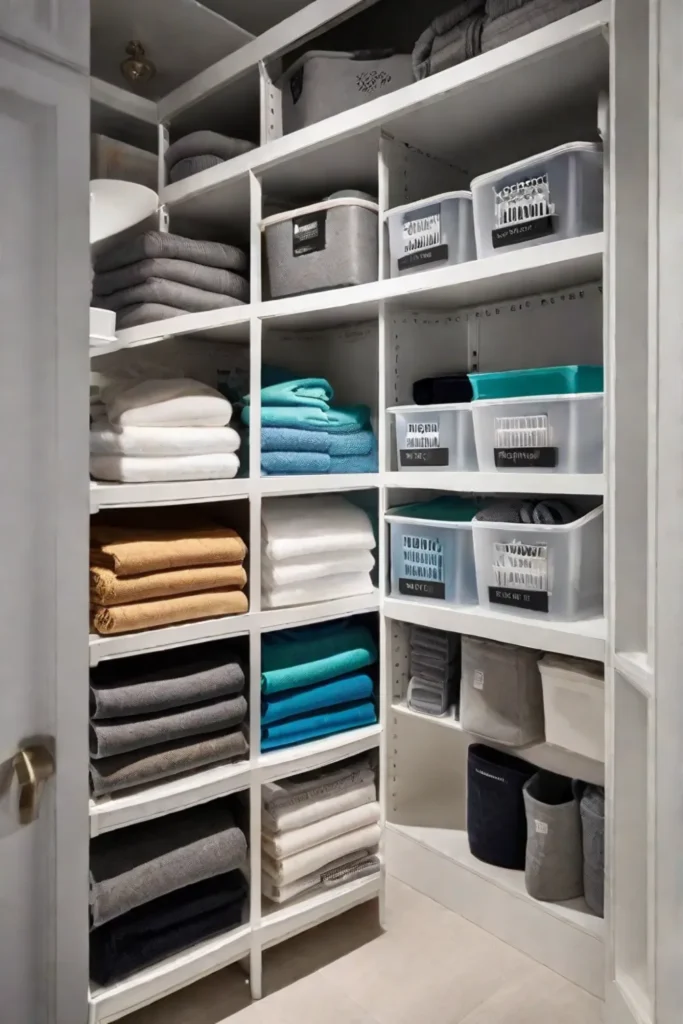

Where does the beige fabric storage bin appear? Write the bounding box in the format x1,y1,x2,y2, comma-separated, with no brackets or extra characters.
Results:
460,635,545,747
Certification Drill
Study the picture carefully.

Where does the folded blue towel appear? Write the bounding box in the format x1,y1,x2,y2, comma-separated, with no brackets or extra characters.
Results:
242,406,329,430
261,428,330,453
261,451,331,475
260,701,377,750
261,673,374,725
245,378,334,410
327,405,371,434
262,622,378,695
330,452,379,474
328,430,375,457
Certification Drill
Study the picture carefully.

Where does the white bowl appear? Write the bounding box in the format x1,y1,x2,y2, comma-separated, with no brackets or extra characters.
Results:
90,179,158,246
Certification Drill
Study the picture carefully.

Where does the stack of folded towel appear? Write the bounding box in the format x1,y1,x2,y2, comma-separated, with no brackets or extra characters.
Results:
481,0,598,53
93,231,249,329
90,641,249,798
90,514,248,635
261,495,376,609
261,619,378,751
407,625,461,718
90,798,248,984
242,367,378,476
90,378,242,483
261,759,381,904
165,131,257,184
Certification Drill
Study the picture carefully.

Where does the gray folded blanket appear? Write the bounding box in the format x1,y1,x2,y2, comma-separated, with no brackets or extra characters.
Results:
90,694,248,759
169,156,223,184
99,278,248,320
90,800,247,926
93,259,248,300
165,131,256,169
91,655,245,719
412,0,485,79
90,728,249,797
481,0,597,51
95,231,248,276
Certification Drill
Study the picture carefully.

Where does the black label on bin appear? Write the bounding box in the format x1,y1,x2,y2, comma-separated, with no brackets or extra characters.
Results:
494,446,558,468
400,447,449,467
398,244,449,271
492,215,557,249
489,586,549,613
293,211,327,257
399,578,446,600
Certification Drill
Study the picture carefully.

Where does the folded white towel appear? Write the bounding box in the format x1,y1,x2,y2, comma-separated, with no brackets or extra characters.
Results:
90,452,240,483
261,572,374,609
262,823,382,885
261,548,375,587
262,496,375,562
101,378,233,427
262,764,376,833
90,422,242,457
263,802,380,860
261,849,376,904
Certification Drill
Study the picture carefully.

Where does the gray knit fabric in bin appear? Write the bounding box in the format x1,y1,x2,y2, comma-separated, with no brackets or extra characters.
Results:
523,772,584,902
460,636,544,746
579,784,605,917
475,499,577,524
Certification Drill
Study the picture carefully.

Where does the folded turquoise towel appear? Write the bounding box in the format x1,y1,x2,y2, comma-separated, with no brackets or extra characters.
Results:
261,428,330,453
330,452,379,474
242,406,328,430
261,673,374,725
261,451,330,475
328,430,375,457
389,496,482,522
260,701,377,750
327,405,371,434
246,378,334,410
262,622,378,695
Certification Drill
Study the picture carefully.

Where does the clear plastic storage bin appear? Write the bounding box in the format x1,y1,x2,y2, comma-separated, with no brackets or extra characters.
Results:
387,514,478,605
471,393,603,474
471,142,604,259
472,506,604,621
538,654,605,762
388,404,478,472
385,192,476,277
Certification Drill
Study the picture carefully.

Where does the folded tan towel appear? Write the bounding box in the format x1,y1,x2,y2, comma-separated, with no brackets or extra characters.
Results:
90,563,247,607
90,524,247,576
91,589,249,635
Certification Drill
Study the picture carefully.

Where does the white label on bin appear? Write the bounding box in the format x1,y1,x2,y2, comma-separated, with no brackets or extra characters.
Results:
489,541,549,613
492,173,557,248
473,670,485,691
400,421,449,467
398,534,445,600
535,820,549,835
493,414,558,468
399,204,448,270
406,422,440,448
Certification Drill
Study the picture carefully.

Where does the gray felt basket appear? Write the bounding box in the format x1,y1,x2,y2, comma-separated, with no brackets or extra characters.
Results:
460,636,545,746
579,784,605,917
523,772,584,903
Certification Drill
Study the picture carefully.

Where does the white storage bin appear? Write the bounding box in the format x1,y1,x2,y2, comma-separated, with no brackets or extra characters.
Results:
89,306,116,347
280,51,414,134
471,393,603,474
388,404,478,472
471,142,603,258
385,192,476,277
261,197,378,298
387,514,478,606
472,506,604,621
539,654,605,762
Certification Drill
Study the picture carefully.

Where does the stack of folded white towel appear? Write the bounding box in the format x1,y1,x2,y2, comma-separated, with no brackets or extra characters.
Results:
261,759,381,905
90,378,242,483
261,495,376,609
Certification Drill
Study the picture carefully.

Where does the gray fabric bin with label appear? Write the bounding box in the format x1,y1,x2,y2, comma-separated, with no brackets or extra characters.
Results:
523,772,584,902
579,783,605,917
460,636,545,746
261,196,379,298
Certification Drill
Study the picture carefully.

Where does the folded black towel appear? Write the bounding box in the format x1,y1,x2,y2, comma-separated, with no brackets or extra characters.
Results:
90,870,248,985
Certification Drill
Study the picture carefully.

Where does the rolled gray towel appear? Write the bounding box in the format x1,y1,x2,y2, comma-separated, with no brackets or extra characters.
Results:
90,694,248,759
93,258,249,299
90,800,247,926
98,277,248,314
165,131,256,168
169,155,224,183
532,500,577,524
94,231,248,275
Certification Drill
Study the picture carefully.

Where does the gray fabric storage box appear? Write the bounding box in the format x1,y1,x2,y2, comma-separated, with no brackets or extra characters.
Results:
460,636,545,746
523,772,584,902
262,197,379,298
280,50,414,134
579,784,605,917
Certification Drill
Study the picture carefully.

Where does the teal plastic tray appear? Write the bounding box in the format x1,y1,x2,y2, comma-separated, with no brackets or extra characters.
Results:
468,365,604,401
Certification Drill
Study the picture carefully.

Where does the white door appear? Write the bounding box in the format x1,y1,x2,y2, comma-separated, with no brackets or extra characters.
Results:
0,0,89,73
0,37,90,1024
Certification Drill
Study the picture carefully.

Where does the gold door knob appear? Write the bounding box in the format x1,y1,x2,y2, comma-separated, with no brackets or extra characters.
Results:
12,745,55,825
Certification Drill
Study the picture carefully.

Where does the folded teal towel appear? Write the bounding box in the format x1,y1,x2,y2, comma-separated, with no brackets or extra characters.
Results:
262,622,378,695
242,406,329,430
261,673,374,725
328,430,375,457
330,452,379,474
389,496,482,522
260,701,377,750
245,378,334,410
327,405,371,434
261,451,330,475
261,428,330,453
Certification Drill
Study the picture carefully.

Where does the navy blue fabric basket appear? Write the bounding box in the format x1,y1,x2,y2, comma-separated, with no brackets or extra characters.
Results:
467,744,536,869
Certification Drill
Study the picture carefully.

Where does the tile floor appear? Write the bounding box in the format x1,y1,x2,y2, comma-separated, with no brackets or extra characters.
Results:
126,878,604,1024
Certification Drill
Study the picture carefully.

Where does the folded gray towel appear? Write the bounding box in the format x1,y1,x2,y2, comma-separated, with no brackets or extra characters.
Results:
94,231,248,275
481,0,597,51
90,729,249,797
90,695,248,759
169,155,224,183
165,131,256,169
412,1,485,79
114,303,194,329
91,657,245,719
93,259,249,300
99,277,248,315
90,800,247,926
485,0,529,15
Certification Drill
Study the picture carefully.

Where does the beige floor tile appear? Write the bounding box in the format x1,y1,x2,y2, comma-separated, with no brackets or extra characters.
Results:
458,965,604,1024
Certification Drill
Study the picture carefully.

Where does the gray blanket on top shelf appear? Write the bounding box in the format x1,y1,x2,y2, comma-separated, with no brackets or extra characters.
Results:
412,0,485,80
93,258,248,299
94,231,248,275
97,277,248,315
481,0,598,51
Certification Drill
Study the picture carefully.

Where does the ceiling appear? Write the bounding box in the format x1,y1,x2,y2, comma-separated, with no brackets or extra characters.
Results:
197,0,312,36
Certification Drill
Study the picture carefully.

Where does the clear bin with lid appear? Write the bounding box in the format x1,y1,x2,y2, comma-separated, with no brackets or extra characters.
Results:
385,192,476,277
388,404,478,472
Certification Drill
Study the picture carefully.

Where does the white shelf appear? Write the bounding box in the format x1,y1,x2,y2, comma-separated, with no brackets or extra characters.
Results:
113,306,251,351
89,615,250,666
258,724,381,785
259,873,381,951
89,478,250,512
260,473,379,496
384,470,605,496
89,759,251,837
258,591,380,633
615,651,654,699
88,923,251,1024
384,597,605,662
